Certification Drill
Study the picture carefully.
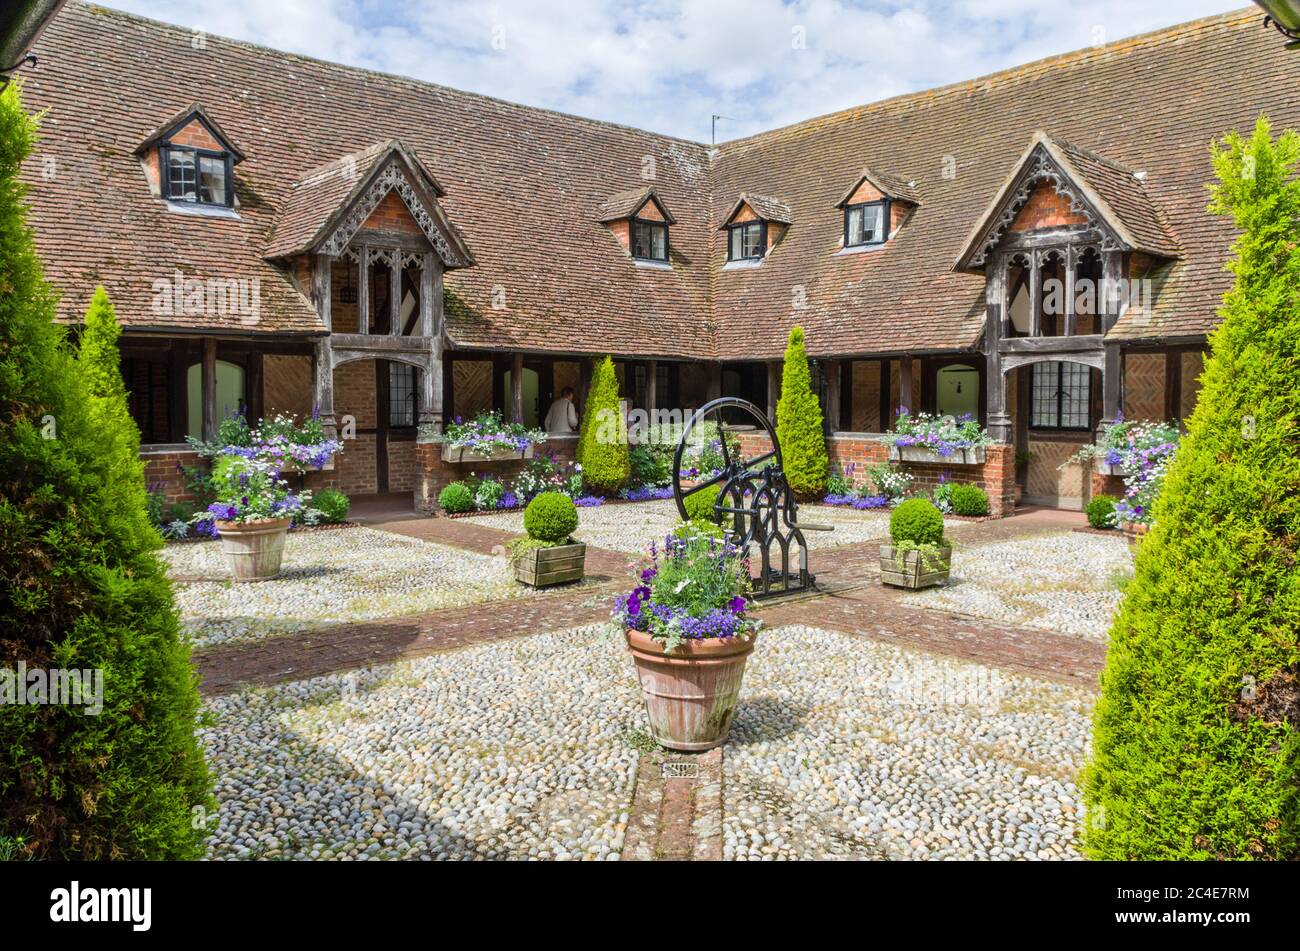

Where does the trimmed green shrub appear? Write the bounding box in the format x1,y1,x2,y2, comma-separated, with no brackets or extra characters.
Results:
524,491,578,543
1083,118,1300,860
438,481,474,513
775,326,828,500
1085,494,1118,530
950,484,989,517
672,518,725,542
683,484,722,524
314,488,350,523
0,87,212,861
576,356,630,495
890,499,944,547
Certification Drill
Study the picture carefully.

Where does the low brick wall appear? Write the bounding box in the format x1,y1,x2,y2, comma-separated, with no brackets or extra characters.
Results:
734,431,1016,518
1090,470,1125,501
416,435,578,514
141,446,202,505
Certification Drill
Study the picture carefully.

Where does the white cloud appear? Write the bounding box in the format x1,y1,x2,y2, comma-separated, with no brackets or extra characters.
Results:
95,0,1247,140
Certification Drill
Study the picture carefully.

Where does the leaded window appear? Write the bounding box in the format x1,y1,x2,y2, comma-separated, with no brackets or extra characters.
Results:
389,363,417,427
1031,361,1091,430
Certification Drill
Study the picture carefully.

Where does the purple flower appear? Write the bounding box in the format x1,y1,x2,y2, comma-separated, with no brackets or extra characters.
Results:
728,596,746,614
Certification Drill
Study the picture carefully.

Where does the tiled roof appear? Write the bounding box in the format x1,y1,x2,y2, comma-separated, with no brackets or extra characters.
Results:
835,169,921,207
134,103,246,162
264,141,391,260
721,192,792,226
18,3,1298,356
596,186,677,224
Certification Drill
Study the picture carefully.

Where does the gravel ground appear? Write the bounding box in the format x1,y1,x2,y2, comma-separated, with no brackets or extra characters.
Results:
471,499,943,555
900,531,1133,642
724,625,1093,860
166,526,593,649
201,626,642,860
200,621,1092,861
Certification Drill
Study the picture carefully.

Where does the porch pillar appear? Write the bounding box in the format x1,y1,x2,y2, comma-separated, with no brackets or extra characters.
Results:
357,245,370,334
825,359,842,432
1028,252,1043,338
1063,246,1076,337
878,358,890,431
389,251,402,336
766,360,780,424
419,253,435,338
201,337,217,441
312,253,332,331
985,258,1011,442
646,359,658,412
578,357,593,416
706,363,722,402
510,352,524,423
898,355,914,414
1101,342,1124,438
312,336,337,440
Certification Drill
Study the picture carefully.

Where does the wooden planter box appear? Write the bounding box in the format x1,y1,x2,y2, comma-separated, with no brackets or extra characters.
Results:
888,445,986,465
514,541,586,587
441,442,537,463
879,544,951,590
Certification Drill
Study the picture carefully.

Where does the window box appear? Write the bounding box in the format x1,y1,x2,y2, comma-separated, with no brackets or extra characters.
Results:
888,445,986,465
440,442,537,463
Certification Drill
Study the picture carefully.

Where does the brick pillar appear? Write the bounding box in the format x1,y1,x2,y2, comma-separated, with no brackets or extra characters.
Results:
984,443,1016,518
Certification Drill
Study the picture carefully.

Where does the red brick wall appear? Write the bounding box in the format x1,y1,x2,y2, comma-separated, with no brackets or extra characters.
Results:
142,449,202,505
416,436,579,513
360,191,424,236
735,432,1016,517
1010,181,1088,232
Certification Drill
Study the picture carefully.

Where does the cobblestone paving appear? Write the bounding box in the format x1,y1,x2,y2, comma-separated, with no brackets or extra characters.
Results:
166,526,597,649
901,531,1134,642
723,626,1093,860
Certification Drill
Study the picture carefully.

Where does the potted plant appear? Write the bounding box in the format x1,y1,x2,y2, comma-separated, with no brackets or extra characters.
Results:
442,410,548,462
510,492,586,586
202,452,309,581
882,410,992,465
614,528,762,751
879,498,951,589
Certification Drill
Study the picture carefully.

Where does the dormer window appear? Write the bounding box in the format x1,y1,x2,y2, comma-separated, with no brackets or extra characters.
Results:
844,199,888,247
164,146,231,206
727,220,766,261
632,217,668,262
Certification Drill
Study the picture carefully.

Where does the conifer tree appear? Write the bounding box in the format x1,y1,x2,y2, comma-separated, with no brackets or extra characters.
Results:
775,326,828,499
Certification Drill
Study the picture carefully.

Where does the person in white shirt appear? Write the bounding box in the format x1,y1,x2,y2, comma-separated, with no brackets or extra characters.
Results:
544,386,579,434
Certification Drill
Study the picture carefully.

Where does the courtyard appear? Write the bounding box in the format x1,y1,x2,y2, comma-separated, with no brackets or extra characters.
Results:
184,503,1118,861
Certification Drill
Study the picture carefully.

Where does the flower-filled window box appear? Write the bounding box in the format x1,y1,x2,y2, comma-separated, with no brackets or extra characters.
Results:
441,411,547,462
881,410,992,465
1065,417,1181,527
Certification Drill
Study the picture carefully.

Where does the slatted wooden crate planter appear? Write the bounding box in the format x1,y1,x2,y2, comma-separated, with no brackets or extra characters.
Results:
440,442,538,463
888,445,986,465
514,541,586,587
879,544,951,590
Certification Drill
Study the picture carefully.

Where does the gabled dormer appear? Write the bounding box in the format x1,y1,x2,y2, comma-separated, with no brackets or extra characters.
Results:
597,186,676,267
834,168,918,252
136,105,245,217
719,192,790,268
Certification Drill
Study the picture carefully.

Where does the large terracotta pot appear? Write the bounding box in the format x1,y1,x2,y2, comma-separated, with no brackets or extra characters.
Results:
624,628,757,752
216,518,291,581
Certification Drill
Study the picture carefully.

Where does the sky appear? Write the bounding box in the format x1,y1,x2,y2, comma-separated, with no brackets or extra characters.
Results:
95,0,1251,142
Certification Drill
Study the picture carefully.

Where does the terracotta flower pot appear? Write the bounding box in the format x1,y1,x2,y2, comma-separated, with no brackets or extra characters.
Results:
216,517,292,581
624,628,757,752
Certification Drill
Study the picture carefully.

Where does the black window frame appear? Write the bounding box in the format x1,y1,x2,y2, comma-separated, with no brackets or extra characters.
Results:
388,362,418,430
1029,361,1092,431
843,198,890,248
161,144,234,208
726,220,767,261
631,217,669,263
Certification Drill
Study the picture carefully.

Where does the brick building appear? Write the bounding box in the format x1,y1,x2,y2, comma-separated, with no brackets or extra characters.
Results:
18,4,1300,511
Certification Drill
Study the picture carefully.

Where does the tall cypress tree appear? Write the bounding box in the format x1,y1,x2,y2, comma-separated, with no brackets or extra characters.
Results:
775,326,828,499
1083,117,1300,859
0,86,211,859
576,355,630,495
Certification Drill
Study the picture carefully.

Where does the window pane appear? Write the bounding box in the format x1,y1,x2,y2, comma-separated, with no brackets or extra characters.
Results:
651,224,666,260
729,226,743,260
389,363,416,427
198,155,227,205
1030,362,1057,428
167,149,197,201
847,207,864,245
1060,362,1091,428
862,203,884,242
744,223,762,258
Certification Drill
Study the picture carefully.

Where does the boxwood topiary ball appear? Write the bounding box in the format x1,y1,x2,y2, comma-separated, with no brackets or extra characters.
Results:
524,491,579,542
890,498,945,546
950,483,990,517
438,481,474,514
1085,494,1118,529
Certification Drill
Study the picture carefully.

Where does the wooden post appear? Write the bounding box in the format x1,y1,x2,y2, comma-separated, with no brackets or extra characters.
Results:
312,336,336,437
1063,247,1076,337
201,337,217,441
646,359,658,412
389,252,402,336
169,340,187,442
766,360,779,423
578,357,593,417
357,246,370,334
312,253,332,331
706,363,722,402
1163,350,1182,424
510,352,524,423
419,254,435,338
878,358,890,432
1101,341,1124,438
899,355,914,414
825,359,842,432
1028,252,1042,338
985,255,1011,443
